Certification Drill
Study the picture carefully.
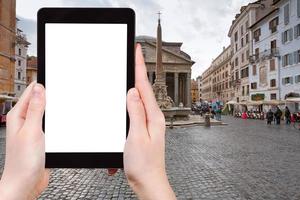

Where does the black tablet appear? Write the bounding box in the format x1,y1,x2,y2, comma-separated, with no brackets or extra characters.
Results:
37,8,135,168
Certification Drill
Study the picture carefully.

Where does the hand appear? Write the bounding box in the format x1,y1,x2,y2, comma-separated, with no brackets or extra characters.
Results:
0,83,49,200
124,44,176,199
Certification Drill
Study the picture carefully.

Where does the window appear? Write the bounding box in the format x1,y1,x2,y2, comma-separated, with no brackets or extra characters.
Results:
18,48,21,56
241,25,244,35
295,24,300,38
298,0,300,17
17,85,21,91
255,48,259,60
241,38,244,47
282,28,293,44
234,31,238,42
235,43,238,52
254,28,261,42
246,85,249,95
242,53,244,63
282,76,293,85
245,34,249,44
242,86,245,96
241,67,249,78
18,60,21,66
270,93,277,100
270,59,275,71
269,17,279,33
295,75,300,83
17,72,21,80
251,82,257,89
270,79,276,87
253,65,257,76
235,57,239,67
282,53,293,67
246,21,249,29
271,40,276,53
284,4,290,25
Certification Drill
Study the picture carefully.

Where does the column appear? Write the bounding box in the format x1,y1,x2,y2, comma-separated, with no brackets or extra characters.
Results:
186,72,191,107
149,71,154,84
174,72,179,106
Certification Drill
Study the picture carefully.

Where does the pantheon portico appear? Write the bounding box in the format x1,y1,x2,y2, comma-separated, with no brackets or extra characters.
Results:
136,36,194,107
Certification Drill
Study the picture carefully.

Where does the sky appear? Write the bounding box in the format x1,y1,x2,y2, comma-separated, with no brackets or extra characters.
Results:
16,0,256,79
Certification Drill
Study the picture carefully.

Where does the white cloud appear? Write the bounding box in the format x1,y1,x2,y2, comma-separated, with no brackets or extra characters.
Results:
17,0,256,78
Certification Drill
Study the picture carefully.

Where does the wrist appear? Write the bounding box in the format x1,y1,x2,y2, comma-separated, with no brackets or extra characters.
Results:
0,179,25,200
129,173,176,200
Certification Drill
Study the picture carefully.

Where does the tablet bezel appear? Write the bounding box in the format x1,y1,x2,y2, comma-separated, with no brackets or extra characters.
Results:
37,8,135,168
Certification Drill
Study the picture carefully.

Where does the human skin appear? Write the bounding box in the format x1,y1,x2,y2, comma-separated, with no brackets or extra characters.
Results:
0,44,176,200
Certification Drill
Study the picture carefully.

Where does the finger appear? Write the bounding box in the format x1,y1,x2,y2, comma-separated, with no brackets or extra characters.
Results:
107,168,118,176
127,88,148,138
135,44,165,137
23,84,46,133
6,82,36,134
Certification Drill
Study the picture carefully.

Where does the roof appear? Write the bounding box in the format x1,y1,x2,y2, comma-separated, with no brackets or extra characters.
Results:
249,8,279,29
136,35,194,64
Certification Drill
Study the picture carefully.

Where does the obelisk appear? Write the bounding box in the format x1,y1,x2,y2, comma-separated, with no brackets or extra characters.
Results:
153,12,173,109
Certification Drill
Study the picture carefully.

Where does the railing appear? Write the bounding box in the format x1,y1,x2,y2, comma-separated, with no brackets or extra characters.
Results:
249,48,280,63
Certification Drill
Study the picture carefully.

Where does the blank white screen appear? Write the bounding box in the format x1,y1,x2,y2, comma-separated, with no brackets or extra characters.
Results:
45,23,127,152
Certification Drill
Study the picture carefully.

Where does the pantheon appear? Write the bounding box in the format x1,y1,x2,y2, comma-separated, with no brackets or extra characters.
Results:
136,35,195,107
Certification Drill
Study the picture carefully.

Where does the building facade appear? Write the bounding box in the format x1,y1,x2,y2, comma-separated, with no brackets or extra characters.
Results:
0,0,16,94
196,75,202,101
14,25,30,97
274,0,300,100
249,8,281,101
136,36,195,107
228,0,273,103
210,46,233,103
26,56,37,85
198,46,233,103
200,67,213,102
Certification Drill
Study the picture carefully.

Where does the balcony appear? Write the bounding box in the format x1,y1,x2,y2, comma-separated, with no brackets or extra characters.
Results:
231,79,241,88
249,48,280,63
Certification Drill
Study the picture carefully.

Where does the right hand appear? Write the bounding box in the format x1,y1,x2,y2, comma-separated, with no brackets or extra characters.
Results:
124,44,176,200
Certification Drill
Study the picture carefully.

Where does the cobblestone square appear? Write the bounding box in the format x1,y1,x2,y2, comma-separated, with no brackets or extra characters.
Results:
1,117,300,199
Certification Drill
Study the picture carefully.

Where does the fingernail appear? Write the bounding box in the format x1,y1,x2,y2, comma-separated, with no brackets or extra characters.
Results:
32,84,43,99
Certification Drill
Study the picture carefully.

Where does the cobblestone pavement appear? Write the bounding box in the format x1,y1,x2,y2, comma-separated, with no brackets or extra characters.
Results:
1,117,300,199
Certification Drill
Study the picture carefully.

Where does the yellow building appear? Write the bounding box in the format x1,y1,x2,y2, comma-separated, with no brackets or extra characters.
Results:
0,0,16,94
191,79,199,103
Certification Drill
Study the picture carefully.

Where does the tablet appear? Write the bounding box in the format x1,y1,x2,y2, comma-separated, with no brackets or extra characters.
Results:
37,8,135,168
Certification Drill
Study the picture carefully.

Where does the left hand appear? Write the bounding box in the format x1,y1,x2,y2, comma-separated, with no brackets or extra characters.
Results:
0,82,49,200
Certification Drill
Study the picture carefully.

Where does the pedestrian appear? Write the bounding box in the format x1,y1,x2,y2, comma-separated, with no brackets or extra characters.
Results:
241,111,247,120
266,109,274,125
285,106,291,125
274,106,282,125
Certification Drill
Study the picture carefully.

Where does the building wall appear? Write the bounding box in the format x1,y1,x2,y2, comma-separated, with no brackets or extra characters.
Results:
249,10,281,101
0,0,16,94
276,0,300,99
14,29,29,97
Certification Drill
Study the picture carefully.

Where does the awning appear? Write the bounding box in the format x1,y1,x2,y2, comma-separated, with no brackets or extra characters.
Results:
286,97,300,102
226,100,238,105
262,100,285,105
0,95,18,101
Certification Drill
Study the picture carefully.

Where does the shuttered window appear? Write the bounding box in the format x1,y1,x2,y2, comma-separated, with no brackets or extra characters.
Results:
298,0,300,17
284,4,290,25
270,59,275,71
295,24,300,38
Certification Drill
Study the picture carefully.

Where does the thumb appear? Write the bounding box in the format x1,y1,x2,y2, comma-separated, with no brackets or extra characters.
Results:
24,84,46,131
127,88,147,137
